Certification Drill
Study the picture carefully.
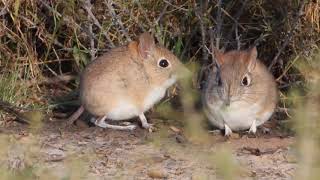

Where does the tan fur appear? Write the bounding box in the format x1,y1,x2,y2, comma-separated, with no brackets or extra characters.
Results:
202,47,278,131
80,33,184,118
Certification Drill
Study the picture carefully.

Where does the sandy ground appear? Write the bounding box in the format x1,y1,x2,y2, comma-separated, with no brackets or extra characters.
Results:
1,118,296,180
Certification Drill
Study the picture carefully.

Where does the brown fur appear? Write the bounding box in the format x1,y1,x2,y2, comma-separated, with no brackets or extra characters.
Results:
79,33,184,117
203,47,278,130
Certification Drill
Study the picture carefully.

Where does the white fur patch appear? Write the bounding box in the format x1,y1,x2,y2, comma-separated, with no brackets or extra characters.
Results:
106,76,177,121
222,102,259,130
207,101,273,131
259,110,273,124
107,101,139,120
143,76,177,111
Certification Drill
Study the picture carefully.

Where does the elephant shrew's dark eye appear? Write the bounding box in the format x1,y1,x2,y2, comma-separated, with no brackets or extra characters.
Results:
158,59,170,68
241,74,251,86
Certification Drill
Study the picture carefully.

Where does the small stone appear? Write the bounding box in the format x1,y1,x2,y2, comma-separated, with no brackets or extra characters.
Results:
175,134,188,144
121,121,132,126
169,126,181,133
7,154,26,171
75,119,90,128
229,133,240,139
150,155,167,163
45,148,65,162
247,133,257,138
78,141,88,145
147,169,168,179
209,130,222,136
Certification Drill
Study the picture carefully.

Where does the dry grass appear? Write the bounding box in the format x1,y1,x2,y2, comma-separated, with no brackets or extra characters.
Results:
0,0,318,119
0,0,319,179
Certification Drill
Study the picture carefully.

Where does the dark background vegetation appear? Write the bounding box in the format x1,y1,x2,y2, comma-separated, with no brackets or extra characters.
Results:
0,0,319,127
0,0,320,179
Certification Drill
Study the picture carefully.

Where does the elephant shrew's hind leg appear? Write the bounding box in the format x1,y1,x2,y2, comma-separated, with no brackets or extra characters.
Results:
91,115,136,131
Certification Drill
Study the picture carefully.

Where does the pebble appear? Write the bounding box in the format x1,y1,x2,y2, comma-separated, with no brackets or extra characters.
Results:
45,148,66,162
75,119,90,128
170,126,181,133
147,169,168,179
229,133,240,139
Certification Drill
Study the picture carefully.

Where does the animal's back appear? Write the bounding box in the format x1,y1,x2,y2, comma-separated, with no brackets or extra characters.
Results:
253,60,278,125
80,46,149,116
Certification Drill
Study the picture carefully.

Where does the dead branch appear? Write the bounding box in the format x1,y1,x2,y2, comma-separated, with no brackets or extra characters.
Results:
215,0,223,49
81,0,115,48
253,33,268,47
195,0,209,64
135,1,162,43
163,0,188,12
0,100,29,124
84,0,97,61
268,1,307,70
235,25,241,50
180,27,198,59
66,106,84,126
195,1,209,89
105,0,132,42
0,1,8,16
40,1,103,47
155,0,171,24
225,0,248,49
26,74,76,87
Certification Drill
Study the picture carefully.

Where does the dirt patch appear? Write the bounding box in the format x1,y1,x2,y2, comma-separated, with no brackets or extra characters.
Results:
1,119,296,180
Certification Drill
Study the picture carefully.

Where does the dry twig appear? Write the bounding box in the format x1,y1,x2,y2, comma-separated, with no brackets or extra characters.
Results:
105,0,131,42
195,1,209,64
0,100,29,124
215,0,223,49
268,1,307,70
224,0,248,49
81,0,115,48
84,0,97,61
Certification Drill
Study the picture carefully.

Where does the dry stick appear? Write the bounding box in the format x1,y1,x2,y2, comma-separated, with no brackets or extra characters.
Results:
135,1,153,26
105,0,131,42
66,106,84,126
215,0,223,49
0,1,8,16
51,47,63,74
198,0,223,89
39,0,104,51
18,59,73,66
163,0,188,12
41,34,73,52
235,24,241,50
0,8,6,16
130,8,147,33
88,23,96,60
224,0,248,49
0,100,29,124
253,33,268,47
180,27,198,59
195,1,209,89
195,1,209,63
155,1,171,24
84,0,97,61
154,0,171,44
268,1,306,70
135,1,162,43
276,53,301,81
81,0,115,48
3,22,43,79
209,28,216,64
26,74,76,87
